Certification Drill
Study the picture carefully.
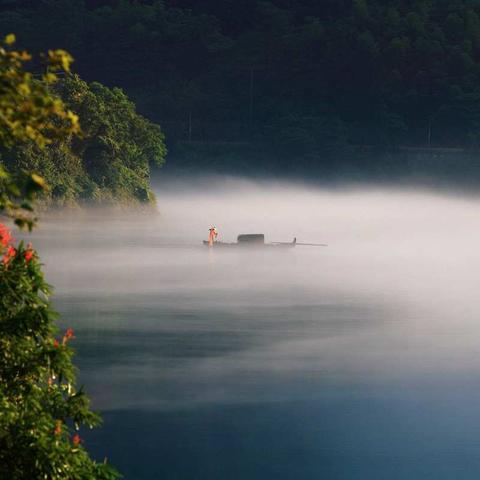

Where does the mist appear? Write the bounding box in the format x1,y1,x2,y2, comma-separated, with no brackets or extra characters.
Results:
25,178,479,407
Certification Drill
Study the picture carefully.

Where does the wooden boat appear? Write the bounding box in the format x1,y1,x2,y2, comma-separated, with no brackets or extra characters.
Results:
203,234,297,249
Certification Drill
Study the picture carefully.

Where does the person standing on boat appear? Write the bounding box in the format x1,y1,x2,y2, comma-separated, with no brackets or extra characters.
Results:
208,226,218,246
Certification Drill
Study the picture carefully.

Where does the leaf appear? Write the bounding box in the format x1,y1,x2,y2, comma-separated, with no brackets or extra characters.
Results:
4,34,15,45
43,72,58,84
30,174,46,189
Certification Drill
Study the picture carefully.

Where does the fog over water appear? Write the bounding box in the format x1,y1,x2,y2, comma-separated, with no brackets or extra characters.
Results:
29,177,480,479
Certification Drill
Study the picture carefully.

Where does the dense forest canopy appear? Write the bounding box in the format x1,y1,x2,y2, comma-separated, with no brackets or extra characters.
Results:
2,0,480,174
1,72,166,206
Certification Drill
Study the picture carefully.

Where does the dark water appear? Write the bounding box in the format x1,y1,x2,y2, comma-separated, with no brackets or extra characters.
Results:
30,180,480,479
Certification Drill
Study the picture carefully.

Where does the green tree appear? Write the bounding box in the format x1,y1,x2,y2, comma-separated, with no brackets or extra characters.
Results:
0,33,79,226
3,74,166,206
5,0,480,168
0,36,120,480
59,75,166,204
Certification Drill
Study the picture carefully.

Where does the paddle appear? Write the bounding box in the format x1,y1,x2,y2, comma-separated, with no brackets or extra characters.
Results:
271,241,328,247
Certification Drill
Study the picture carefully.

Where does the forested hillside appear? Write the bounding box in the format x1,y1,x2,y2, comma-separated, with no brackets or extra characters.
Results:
1,73,166,206
2,0,480,174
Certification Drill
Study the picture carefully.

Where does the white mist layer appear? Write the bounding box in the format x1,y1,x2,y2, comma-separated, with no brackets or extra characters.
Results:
28,178,480,409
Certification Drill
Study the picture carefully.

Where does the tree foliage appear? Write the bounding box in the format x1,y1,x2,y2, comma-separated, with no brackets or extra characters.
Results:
0,29,166,207
0,232,120,480
0,34,79,150
3,0,480,165
59,75,166,204
3,74,166,206
0,36,120,480
0,34,79,226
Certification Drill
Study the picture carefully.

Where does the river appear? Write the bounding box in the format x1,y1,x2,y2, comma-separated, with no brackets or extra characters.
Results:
30,178,480,479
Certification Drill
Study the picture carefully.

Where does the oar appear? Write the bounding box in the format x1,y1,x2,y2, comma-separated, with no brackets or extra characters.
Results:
271,241,328,247
295,242,328,247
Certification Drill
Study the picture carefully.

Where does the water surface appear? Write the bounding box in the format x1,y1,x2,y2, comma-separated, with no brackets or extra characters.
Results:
30,179,480,479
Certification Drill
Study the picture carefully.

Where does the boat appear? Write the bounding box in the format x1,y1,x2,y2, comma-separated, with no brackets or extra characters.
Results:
203,234,297,249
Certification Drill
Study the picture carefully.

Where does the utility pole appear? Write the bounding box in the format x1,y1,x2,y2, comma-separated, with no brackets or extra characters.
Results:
239,64,266,138
249,67,254,133
427,116,432,147
188,111,192,142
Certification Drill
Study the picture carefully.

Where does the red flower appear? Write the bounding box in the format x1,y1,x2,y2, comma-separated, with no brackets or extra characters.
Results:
53,339,59,348
0,225,16,266
0,223,12,248
62,328,75,345
72,434,82,446
24,243,34,262
2,245,16,265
